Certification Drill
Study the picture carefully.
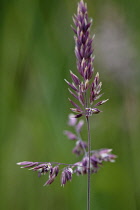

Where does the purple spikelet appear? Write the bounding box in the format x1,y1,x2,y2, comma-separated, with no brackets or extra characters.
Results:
73,0,94,80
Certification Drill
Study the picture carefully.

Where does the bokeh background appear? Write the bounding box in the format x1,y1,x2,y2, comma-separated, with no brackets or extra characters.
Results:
0,0,140,209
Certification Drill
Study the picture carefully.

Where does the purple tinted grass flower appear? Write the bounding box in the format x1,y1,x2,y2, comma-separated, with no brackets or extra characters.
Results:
17,161,39,168
72,1,94,80
64,116,87,155
44,166,59,186
68,113,77,126
16,0,117,182
17,1,116,209
61,168,73,186
76,119,84,132
17,147,116,186
74,149,117,175
72,140,87,155
65,1,108,119
64,130,77,140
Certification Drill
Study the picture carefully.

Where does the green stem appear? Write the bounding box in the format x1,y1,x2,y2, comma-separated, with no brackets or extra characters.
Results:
86,116,91,210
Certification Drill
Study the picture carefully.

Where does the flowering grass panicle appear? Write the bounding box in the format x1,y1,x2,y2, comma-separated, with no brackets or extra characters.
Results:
65,0,108,118
17,114,116,186
17,1,116,209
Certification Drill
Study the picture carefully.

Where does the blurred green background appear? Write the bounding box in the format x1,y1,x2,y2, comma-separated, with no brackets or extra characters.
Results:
0,0,140,209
